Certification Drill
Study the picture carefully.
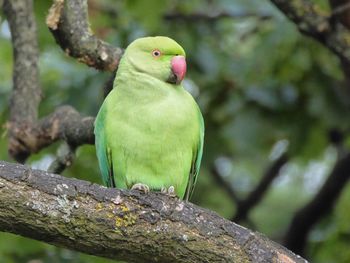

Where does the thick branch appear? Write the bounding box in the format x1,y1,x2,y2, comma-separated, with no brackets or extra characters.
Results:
3,0,41,124
0,161,307,263
4,0,95,163
46,0,123,71
8,106,94,162
284,152,350,255
270,0,350,65
4,0,42,162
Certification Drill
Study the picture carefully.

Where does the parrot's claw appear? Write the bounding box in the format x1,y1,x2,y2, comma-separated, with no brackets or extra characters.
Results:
161,187,167,194
168,186,176,197
160,186,176,197
131,183,150,193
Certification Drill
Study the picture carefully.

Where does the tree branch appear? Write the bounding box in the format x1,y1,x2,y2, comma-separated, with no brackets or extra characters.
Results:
211,154,288,224
3,0,41,124
47,142,76,174
4,0,95,163
233,154,288,223
270,0,350,65
4,0,42,162
7,105,94,162
330,0,350,29
270,3,350,254
46,0,123,71
211,165,240,203
328,0,350,97
283,152,350,256
164,11,272,22
0,161,307,263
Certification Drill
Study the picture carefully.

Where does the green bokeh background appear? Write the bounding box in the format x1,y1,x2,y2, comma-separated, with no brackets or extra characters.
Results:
1,0,350,262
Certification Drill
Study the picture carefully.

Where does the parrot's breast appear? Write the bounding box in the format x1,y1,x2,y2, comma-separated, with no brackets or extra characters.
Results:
104,85,200,198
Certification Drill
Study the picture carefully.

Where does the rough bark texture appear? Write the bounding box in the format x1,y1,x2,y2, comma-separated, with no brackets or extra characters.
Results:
7,104,94,162
0,161,307,263
3,0,41,124
4,0,42,162
2,0,343,261
47,0,123,71
4,0,95,163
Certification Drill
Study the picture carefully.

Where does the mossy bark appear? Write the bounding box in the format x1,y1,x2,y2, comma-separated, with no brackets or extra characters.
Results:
0,161,307,263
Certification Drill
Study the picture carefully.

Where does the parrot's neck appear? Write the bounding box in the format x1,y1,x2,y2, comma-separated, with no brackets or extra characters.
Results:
113,60,183,103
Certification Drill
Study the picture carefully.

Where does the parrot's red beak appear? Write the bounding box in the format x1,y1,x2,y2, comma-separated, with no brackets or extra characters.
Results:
170,55,186,85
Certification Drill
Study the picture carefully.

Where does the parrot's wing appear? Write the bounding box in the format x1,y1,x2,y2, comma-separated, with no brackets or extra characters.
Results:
184,109,204,201
94,105,116,187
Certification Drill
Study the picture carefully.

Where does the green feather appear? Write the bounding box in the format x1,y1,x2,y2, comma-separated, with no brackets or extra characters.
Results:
94,36,204,199
184,109,204,201
94,104,115,187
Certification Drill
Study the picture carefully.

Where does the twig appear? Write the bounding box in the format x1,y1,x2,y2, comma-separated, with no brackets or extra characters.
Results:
47,142,76,174
103,71,117,98
164,11,272,22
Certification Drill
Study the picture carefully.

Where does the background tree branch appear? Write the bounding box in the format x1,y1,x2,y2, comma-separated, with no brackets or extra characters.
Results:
4,0,96,163
2,0,347,261
270,0,350,65
283,152,350,256
4,0,42,162
163,11,272,22
0,161,307,263
268,1,350,256
211,153,288,225
46,0,123,71
329,0,350,96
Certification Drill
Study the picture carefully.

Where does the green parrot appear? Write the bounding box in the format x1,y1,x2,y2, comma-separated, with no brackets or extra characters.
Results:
94,36,204,200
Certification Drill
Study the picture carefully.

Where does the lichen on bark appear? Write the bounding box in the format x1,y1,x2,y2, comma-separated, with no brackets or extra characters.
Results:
0,161,308,262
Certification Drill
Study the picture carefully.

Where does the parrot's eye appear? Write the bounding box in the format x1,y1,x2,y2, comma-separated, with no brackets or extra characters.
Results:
152,49,161,57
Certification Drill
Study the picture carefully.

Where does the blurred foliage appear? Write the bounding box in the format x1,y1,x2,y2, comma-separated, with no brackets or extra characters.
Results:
1,0,350,262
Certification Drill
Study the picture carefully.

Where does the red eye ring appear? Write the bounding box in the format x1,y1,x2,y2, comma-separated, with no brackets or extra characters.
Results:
152,49,162,57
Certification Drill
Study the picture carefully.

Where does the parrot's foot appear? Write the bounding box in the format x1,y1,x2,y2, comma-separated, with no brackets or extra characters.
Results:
131,183,150,193
161,186,176,197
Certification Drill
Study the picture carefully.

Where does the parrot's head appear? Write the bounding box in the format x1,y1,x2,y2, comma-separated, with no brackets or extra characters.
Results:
123,36,186,85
